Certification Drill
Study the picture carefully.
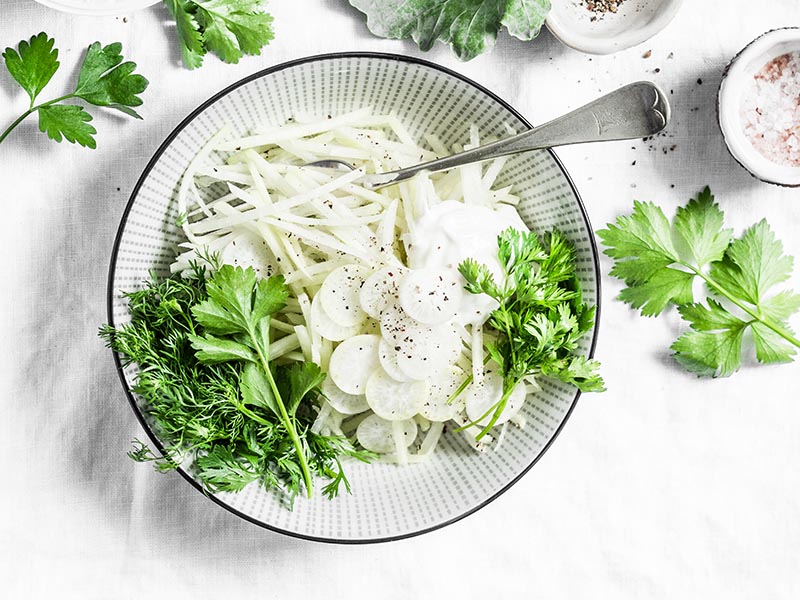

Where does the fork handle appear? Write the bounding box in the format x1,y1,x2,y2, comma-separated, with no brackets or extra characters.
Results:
364,81,670,190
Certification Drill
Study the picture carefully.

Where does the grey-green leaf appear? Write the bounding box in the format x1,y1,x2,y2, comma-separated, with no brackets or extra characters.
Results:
501,0,550,41
349,0,549,61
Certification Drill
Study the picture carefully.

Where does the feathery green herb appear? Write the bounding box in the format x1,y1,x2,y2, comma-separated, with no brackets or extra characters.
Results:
458,228,603,439
1,33,147,147
100,264,372,504
597,187,800,377
164,0,274,69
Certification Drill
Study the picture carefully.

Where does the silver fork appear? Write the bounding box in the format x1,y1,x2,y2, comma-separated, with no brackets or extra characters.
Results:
307,81,670,190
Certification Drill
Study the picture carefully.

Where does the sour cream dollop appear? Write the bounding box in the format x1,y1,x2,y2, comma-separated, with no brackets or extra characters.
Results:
403,201,528,325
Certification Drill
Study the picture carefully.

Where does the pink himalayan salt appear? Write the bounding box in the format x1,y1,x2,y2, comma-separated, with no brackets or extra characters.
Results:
740,51,800,167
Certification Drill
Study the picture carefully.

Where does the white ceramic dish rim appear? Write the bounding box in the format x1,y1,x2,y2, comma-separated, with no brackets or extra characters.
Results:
545,0,684,55
718,27,800,187
34,0,160,16
106,51,602,544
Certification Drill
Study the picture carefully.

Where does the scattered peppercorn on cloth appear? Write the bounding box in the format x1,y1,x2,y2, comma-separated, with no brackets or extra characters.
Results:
2,1,800,598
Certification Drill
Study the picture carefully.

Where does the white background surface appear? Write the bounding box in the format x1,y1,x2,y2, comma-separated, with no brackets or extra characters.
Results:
2,1,800,597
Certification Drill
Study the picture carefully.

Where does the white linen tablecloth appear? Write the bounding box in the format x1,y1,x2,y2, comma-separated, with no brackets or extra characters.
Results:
2,0,800,597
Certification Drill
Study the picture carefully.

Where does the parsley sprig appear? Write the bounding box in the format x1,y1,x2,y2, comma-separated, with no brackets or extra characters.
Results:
101,264,372,503
164,0,275,69
1,33,148,148
598,187,800,377
458,228,604,439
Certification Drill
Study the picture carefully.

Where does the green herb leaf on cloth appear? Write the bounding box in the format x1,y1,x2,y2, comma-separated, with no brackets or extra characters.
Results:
1,32,147,147
164,0,206,69
163,0,275,69
2,31,59,105
348,0,551,61
598,187,800,377
37,104,97,148
73,42,148,118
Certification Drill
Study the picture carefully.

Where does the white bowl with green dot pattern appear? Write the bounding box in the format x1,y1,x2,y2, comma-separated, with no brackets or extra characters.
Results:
108,53,601,543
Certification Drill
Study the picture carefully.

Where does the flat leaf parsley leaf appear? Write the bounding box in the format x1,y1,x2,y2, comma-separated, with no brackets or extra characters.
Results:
73,42,148,119
2,32,59,104
458,228,603,439
348,0,550,61
1,33,147,147
598,187,800,377
163,0,275,69
188,265,319,495
37,104,97,146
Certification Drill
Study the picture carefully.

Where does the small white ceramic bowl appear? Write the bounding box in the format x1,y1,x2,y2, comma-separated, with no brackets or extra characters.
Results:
546,0,683,55
718,28,800,187
34,0,160,15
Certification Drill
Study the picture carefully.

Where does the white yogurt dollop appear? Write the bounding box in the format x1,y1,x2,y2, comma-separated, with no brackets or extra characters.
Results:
404,201,528,325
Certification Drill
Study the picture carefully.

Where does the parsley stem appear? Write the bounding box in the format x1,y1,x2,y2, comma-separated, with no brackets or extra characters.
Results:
249,325,314,498
0,109,33,145
446,373,473,406
0,93,78,146
691,267,800,348
454,378,518,440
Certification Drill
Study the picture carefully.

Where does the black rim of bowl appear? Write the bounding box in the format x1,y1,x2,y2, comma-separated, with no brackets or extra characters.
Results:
106,51,602,545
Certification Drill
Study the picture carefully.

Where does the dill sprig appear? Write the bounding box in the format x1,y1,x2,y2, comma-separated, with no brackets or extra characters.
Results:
100,264,372,504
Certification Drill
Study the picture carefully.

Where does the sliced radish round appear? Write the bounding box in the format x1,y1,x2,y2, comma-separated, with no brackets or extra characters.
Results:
328,334,381,395
356,414,417,454
361,318,381,336
398,268,464,325
220,232,278,279
421,366,469,422
365,368,426,421
359,266,407,320
319,264,371,327
378,338,415,382
395,322,462,380
310,292,362,342
465,370,527,427
321,377,369,415
379,302,424,343
440,322,466,365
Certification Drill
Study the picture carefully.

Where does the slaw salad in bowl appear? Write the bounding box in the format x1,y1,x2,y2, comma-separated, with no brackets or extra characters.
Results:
105,53,603,543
